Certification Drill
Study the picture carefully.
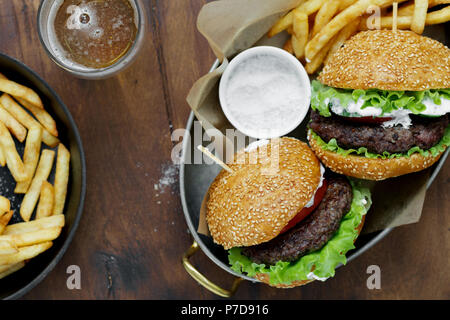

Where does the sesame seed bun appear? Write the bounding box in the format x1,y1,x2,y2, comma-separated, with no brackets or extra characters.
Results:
206,137,321,249
308,130,445,181
255,215,365,288
318,30,450,91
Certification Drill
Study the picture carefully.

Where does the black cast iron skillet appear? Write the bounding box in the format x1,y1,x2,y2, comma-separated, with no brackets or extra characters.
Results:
0,53,86,300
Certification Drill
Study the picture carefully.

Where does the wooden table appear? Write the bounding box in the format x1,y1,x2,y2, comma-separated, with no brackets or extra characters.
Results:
0,0,448,300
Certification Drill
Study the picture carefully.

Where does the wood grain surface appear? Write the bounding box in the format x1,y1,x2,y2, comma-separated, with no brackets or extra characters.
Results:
0,0,448,299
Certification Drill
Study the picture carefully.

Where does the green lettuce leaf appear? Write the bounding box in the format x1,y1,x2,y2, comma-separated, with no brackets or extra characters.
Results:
228,180,372,285
311,80,450,117
309,125,450,159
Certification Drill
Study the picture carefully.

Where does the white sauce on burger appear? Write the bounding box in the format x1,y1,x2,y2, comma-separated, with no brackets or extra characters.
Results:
421,97,450,115
329,96,450,129
304,163,325,208
307,272,329,282
330,97,382,117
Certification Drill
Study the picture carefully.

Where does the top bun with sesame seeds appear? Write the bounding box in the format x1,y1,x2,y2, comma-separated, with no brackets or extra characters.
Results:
318,30,450,91
206,137,322,250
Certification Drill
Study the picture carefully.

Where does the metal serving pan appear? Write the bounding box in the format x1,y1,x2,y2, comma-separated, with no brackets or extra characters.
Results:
180,52,450,297
0,53,86,300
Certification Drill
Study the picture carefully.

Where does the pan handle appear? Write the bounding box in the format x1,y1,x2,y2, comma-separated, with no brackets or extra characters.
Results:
182,241,243,298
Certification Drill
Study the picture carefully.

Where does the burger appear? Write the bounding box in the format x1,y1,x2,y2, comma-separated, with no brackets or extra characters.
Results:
206,137,371,287
308,30,450,181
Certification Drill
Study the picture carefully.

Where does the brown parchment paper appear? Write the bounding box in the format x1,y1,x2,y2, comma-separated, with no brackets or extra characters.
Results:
186,0,437,236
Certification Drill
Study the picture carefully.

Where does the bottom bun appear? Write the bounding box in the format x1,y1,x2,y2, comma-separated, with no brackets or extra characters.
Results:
255,216,366,288
308,132,445,181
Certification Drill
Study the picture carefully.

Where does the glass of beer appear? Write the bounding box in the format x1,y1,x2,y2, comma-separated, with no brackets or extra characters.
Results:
38,0,145,79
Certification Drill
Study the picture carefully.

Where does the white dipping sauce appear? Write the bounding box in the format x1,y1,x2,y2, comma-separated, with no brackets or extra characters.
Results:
219,47,311,139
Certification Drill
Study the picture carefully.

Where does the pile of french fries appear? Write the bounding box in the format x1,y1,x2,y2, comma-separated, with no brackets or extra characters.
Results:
269,0,450,74
0,73,70,279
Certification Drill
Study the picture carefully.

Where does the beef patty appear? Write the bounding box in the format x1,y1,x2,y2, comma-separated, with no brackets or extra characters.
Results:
241,176,353,265
309,110,449,154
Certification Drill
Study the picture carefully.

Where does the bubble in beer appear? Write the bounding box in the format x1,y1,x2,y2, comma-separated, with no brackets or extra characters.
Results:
79,13,90,24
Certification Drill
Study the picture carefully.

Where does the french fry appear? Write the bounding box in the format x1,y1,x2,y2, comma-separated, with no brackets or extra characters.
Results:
20,149,55,221
0,263,15,273
0,239,17,255
312,0,340,37
0,121,27,182
397,1,417,16
379,6,450,28
283,37,294,54
3,214,65,235
292,11,309,58
0,94,59,147
287,25,294,34
16,97,58,137
268,11,297,38
325,17,361,64
14,126,43,194
0,210,13,235
411,0,429,34
305,0,407,60
268,0,326,37
339,0,359,10
301,0,329,14
305,34,336,74
0,261,25,279
36,181,54,219
53,144,70,216
0,241,52,266
425,4,450,23
42,129,59,148
397,0,450,16
0,104,27,142
0,79,43,109
0,145,5,167
0,197,11,236
429,0,450,5
0,196,10,213
380,0,410,8
0,227,61,248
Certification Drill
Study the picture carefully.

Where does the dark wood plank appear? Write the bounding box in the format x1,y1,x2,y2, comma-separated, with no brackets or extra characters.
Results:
0,0,447,299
